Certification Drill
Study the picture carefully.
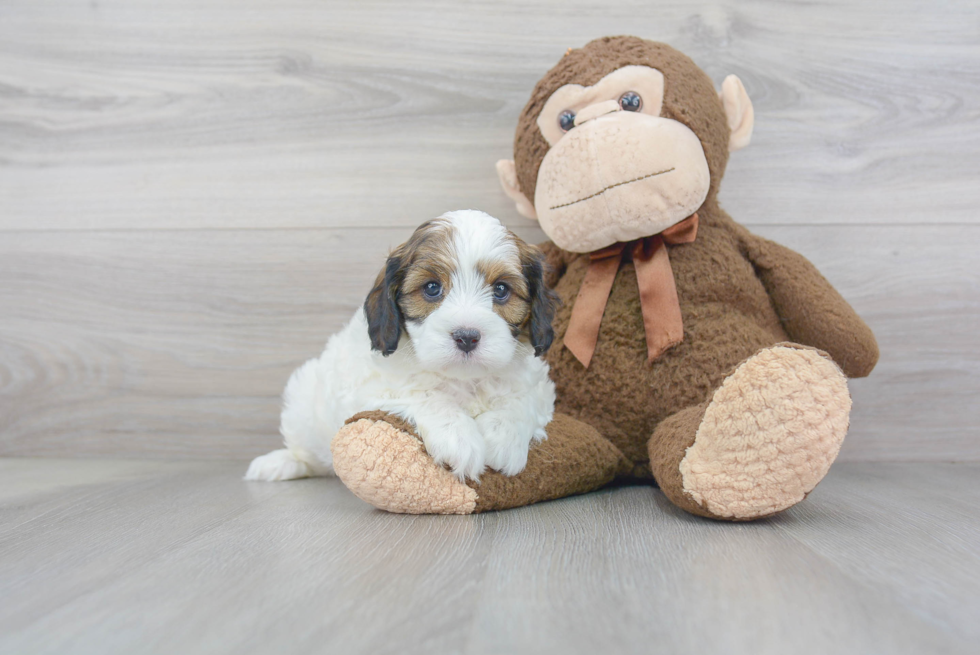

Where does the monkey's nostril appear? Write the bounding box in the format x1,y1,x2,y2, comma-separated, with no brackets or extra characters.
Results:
452,328,481,353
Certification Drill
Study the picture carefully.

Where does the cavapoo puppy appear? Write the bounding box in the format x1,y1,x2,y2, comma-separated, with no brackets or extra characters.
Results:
245,210,558,482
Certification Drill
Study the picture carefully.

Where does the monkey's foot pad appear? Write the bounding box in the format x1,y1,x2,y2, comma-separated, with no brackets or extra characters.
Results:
680,345,851,520
331,411,477,515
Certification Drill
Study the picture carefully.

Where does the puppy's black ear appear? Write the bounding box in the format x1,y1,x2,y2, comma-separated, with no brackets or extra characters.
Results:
364,251,404,356
520,243,560,357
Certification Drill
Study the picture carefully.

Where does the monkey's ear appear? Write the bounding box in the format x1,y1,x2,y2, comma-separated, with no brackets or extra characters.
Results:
363,253,404,356
496,160,538,220
719,75,754,152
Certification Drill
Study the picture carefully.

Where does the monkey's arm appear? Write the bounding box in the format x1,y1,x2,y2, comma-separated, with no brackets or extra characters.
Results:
537,240,575,288
739,230,879,378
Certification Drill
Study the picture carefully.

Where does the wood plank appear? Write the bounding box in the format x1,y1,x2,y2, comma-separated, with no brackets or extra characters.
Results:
773,462,980,645
0,459,289,637
468,482,975,655
0,459,976,654
0,459,494,655
0,224,976,461
1,0,978,231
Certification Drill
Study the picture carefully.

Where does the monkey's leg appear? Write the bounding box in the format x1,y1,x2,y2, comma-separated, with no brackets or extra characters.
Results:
331,411,631,515
648,343,851,521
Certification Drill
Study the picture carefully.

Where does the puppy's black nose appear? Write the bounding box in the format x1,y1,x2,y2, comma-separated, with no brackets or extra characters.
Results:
452,328,481,353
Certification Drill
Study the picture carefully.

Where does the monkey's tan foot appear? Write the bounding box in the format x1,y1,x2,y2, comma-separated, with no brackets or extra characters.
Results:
331,411,478,515
649,344,851,520
332,411,630,514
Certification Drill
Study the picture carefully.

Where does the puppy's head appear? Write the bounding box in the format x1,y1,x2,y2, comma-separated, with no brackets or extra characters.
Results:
364,210,558,376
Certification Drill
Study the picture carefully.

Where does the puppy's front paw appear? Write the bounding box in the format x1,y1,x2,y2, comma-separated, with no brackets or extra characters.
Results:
418,417,486,482
477,411,532,477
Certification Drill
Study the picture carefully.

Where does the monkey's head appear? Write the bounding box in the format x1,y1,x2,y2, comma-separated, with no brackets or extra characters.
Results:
497,36,754,253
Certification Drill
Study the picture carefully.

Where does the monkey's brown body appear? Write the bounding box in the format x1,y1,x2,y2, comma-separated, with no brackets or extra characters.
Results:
536,197,878,517
544,204,791,472
544,197,877,467
330,37,878,520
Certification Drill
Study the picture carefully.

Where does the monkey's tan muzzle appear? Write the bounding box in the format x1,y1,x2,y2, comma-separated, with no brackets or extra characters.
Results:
534,111,710,254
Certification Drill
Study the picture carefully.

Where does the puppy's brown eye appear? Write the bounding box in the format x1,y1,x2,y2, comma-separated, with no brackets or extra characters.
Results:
558,110,576,132
492,282,510,303
619,91,642,112
422,281,442,301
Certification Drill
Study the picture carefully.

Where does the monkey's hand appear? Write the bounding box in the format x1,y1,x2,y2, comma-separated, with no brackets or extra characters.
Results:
739,229,879,378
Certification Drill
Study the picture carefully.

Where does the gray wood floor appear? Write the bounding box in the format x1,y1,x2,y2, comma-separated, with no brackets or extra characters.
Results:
1,458,978,655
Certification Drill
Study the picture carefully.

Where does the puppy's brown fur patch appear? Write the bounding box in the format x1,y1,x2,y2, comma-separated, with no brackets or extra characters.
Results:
395,220,457,322
479,237,533,333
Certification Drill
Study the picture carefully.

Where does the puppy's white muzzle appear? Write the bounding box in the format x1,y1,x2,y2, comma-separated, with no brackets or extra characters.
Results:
407,301,517,378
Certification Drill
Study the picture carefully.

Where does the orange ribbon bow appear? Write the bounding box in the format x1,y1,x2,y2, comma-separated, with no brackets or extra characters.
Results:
564,213,699,368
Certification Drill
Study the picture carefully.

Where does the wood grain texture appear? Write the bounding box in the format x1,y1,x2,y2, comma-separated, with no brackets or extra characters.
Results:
1,0,978,230
0,458,977,654
1,0,978,460
1,224,978,460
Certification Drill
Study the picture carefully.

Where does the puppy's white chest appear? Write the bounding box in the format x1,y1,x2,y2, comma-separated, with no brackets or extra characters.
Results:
435,378,508,418
460,395,493,418
439,382,486,417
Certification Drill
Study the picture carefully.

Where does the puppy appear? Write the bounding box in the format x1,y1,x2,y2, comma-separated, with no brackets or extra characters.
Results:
245,210,558,482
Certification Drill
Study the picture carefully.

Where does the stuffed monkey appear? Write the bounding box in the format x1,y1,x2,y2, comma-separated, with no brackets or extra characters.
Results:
330,36,878,520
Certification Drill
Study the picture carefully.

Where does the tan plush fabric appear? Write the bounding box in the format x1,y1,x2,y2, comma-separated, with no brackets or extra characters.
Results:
536,66,666,146
533,110,710,253
679,345,851,519
331,412,477,515
720,74,754,152
496,159,537,219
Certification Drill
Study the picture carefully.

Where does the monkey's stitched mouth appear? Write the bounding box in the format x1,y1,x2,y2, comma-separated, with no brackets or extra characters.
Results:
549,167,675,211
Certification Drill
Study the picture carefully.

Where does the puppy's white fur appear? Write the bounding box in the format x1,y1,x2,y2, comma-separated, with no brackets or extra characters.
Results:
245,210,555,483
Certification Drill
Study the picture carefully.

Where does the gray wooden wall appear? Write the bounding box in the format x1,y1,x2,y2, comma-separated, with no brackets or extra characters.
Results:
1,0,977,461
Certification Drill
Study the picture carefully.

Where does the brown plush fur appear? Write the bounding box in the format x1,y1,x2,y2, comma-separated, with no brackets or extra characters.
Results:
345,410,418,436
646,402,713,518
468,413,632,512
540,197,878,475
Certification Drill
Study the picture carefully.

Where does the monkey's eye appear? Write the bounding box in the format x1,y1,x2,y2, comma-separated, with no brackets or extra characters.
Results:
558,110,576,132
492,282,511,303
422,281,443,301
619,91,642,112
